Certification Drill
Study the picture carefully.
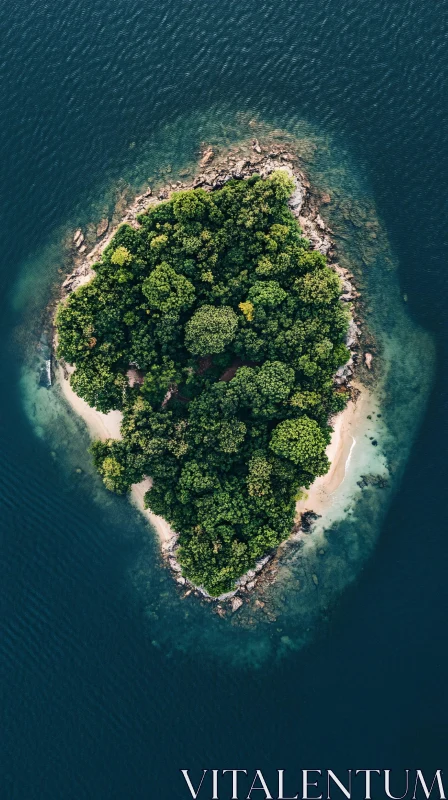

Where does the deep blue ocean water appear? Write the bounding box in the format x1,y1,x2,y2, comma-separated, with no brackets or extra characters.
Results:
1,0,448,797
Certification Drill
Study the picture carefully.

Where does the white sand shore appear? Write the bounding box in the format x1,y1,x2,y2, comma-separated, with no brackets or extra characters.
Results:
295,381,369,519
58,364,176,546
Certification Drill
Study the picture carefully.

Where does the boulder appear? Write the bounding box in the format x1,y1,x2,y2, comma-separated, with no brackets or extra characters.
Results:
199,147,214,168
346,320,360,348
233,159,249,177
96,218,109,238
365,352,373,370
231,596,243,613
289,184,304,215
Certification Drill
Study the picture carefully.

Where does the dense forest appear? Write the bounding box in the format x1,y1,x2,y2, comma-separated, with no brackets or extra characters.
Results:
56,171,350,595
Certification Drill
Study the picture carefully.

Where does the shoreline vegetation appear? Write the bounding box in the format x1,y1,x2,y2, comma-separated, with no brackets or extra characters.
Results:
52,135,375,605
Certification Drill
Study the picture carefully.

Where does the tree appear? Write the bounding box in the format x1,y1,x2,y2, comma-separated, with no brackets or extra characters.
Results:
184,305,238,356
247,280,287,308
256,361,295,403
269,416,330,476
247,453,272,497
142,263,195,315
111,246,132,266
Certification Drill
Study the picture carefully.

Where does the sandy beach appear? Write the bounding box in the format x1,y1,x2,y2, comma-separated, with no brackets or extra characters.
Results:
295,381,369,519
58,364,176,546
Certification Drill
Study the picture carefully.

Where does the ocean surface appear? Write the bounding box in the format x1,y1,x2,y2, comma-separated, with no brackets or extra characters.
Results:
1,0,448,796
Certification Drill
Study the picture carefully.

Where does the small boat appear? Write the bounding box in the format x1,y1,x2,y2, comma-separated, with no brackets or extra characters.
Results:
45,359,52,387
39,356,52,388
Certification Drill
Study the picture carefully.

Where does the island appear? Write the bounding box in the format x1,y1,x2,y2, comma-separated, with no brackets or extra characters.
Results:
55,143,361,598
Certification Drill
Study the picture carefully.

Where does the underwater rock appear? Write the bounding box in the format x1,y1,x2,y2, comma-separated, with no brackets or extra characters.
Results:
357,473,389,489
96,218,109,238
301,511,322,532
231,597,243,613
199,146,214,167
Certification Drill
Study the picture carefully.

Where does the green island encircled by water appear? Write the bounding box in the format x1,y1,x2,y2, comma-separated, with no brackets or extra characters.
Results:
19,114,434,662
55,169,351,597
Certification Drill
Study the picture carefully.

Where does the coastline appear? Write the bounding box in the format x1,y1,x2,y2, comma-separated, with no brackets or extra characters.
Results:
58,364,177,549
295,381,369,519
52,135,375,602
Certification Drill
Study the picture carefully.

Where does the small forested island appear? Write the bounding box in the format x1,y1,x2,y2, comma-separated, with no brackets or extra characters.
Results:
56,158,354,596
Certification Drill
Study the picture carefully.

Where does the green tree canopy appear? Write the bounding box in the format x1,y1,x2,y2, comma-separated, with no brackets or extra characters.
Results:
269,416,330,477
56,170,349,595
184,305,239,356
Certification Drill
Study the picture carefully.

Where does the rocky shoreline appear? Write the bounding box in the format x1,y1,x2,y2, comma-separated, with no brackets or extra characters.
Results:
52,135,374,612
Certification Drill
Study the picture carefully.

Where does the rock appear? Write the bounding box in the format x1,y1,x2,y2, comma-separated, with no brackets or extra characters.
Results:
231,597,243,613
334,361,353,386
215,605,226,618
233,159,249,177
78,244,86,254
96,218,109,238
321,192,331,204
62,275,77,290
199,147,214,168
252,139,262,154
176,576,186,586
365,352,373,370
246,580,256,591
73,229,83,245
312,574,319,586
346,320,360,348
301,511,321,532
288,183,304,214
144,187,152,196
358,473,389,490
